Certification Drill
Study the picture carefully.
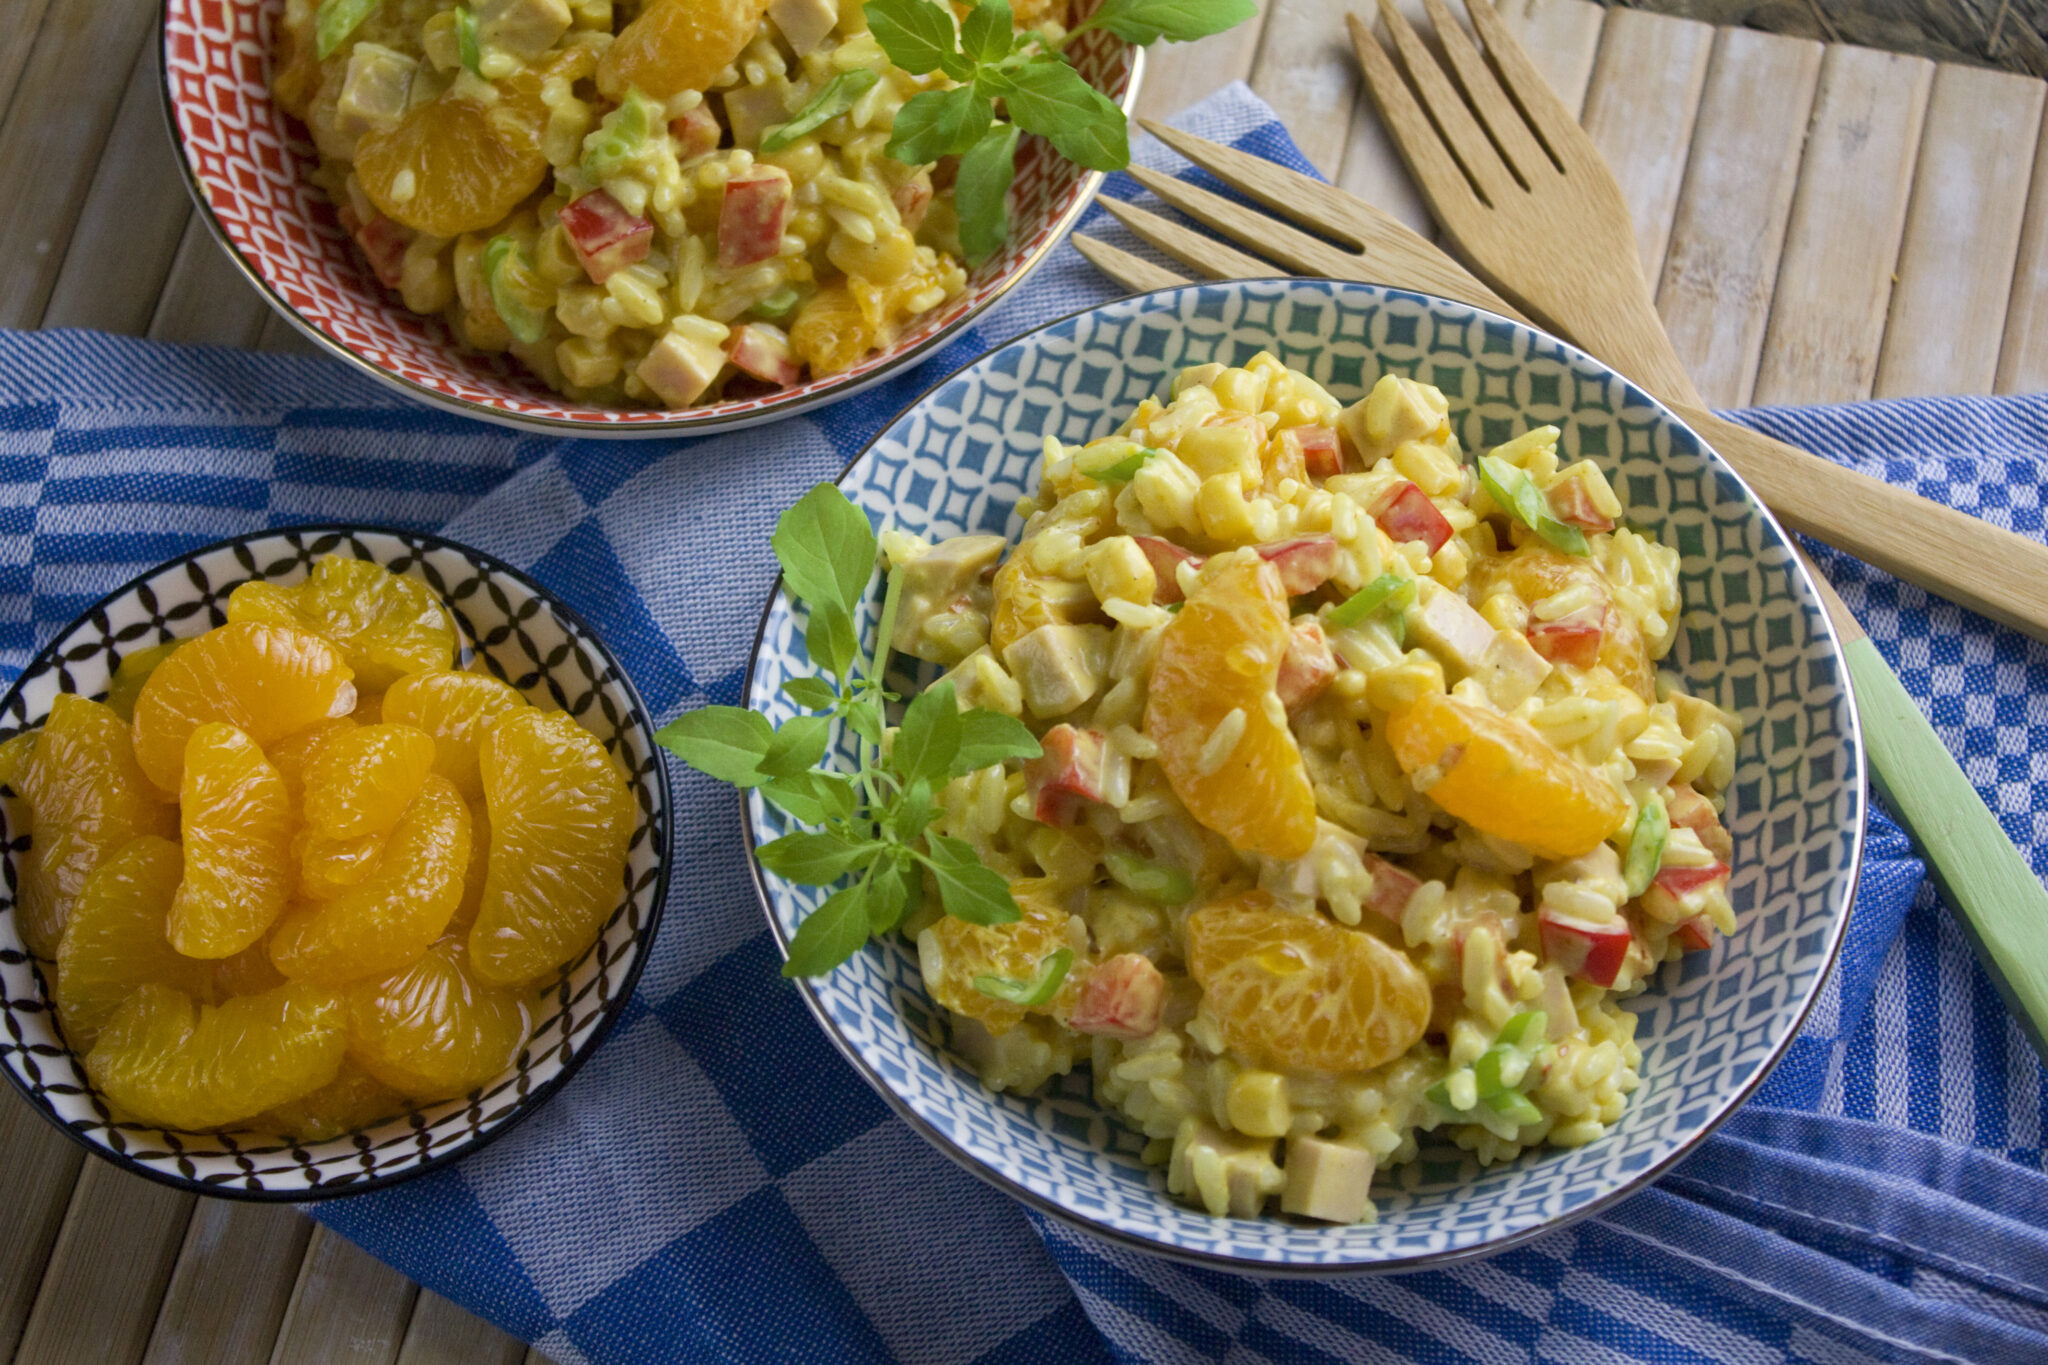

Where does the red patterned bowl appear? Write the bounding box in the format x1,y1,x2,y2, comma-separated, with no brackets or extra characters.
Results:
157,0,1141,437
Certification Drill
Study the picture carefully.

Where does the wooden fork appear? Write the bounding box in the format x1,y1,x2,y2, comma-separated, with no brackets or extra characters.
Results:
1076,124,2048,646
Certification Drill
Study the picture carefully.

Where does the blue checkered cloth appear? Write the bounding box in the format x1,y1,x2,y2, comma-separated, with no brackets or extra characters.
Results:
5,84,2048,1364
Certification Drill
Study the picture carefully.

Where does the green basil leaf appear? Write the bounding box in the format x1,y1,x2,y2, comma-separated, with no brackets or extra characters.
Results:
1624,795,1669,899
866,856,919,934
959,0,1015,65
761,68,879,152
973,947,1074,1005
314,0,379,59
1326,572,1415,630
756,830,875,884
922,833,1021,925
1082,0,1257,44
997,57,1128,171
892,680,963,785
865,0,970,78
844,697,885,747
773,483,879,621
805,599,859,682
760,772,825,823
887,776,936,843
886,85,994,165
952,709,1040,775
781,676,838,710
760,714,832,778
781,884,873,976
655,706,774,785
954,120,1020,267
455,5,482,74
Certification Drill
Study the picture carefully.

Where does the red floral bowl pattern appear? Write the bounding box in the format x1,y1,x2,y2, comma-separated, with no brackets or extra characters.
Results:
158,0,1141,437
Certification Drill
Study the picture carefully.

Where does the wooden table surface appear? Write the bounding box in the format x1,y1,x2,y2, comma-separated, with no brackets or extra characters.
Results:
1,2,2044,1362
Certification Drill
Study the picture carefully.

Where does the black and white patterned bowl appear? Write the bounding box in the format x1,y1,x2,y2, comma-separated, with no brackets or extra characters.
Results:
0,526,672,1199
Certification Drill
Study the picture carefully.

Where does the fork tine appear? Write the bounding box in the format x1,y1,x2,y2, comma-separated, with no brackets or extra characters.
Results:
1073,234,1193,293
1097,194,1283,280
1344,12,1486,221
1370,0,1517,205
1460,0,1598,173
1415,0,1556,183
1121,167,1377,283
1139,121,1380,251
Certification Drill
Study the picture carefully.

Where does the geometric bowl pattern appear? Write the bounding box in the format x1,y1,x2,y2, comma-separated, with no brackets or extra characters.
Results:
743,279,1864,1270
0,526,672,1199
157,0,1142,438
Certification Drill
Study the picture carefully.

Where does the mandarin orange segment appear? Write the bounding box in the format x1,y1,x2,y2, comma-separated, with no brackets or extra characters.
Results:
469,710,634,986
302,723,437,840
270,776,472,986
104,642,182,723
55,837,213,1051
988,557,1088,658
266,717,356,809
257,1060,405,1142
85,982,346,1131
345,937,532,1100
788,282,874,379
915,878,1079,1036
1466,545,1652,698
382,670,526,801
131,622,355,793
295,827,387,902
450,799,490,934
17,695,177,959
597,0,769,102
1143,555,1317,860
170,723,296,959
1185,892,1430,1075
233,561,460,692
356,94,551,238
1384,692,1627,859
0,730,36,790
213,939,289,999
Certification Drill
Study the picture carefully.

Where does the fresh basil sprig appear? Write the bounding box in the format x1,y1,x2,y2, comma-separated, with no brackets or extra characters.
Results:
655,484,1044,978
864,0,1257,265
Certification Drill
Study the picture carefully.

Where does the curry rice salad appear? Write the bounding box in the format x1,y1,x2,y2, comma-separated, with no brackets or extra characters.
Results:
274,0,1065,406
882,354,1741,1224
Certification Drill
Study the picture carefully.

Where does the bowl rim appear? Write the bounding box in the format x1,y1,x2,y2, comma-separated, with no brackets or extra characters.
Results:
0,521,676,1202
738,277,1868,1273
153,0,1145,439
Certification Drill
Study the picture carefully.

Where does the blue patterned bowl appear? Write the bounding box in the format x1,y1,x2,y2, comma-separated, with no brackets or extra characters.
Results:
742,280,1863,1271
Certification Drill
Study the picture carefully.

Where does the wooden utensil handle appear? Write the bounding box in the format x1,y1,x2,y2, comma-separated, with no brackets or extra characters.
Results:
1679,404,2048,645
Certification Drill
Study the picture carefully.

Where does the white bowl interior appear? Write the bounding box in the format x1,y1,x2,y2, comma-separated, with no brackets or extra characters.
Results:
744,280,1862,1269
0,528,671,1197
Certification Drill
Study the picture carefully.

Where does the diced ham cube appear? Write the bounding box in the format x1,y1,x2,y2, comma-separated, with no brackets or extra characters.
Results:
892,174,933,233
340,207,411,290
1674,916,1713,952
558,190,653,283
1362,853,1420,924
1665,784,1734,863
725,322,799,387
1133,536,1202,605
1256,535,1340,595
636,328,726,407
721,84,789,150
1547,477,1616,533
1653,862,1730,897
1527,611,1604,668
671,104,722,161
1539,907,1634,988
1023,723,1106,825
1479,629,1553,709
1068,953,1166,1039
477,0,571,60
1276,618,1337,710
1412,581,1496,672
1370,481,1454,554
1280,424,1344,479
767,0,838,56
718,172,792,268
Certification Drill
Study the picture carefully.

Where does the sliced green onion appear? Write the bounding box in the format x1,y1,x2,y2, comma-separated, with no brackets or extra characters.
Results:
1090,447,1159,482
1425,1076,1458,1110
1623,795,1669,899
972,947,1073,1005
314,0,380,59
1105,850,1194,905
1483,1089,1543,1126
583,88,659,182
1478,454,1590,556
1472,1011,1546,1098
482,236,547,345
761,69,881,152
455,5,482,75
1496,1009,1546,1049
752,287,804,321
1327,572,1415,630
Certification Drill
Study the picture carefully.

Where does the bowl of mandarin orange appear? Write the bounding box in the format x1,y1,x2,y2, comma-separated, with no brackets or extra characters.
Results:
0,527,669,1196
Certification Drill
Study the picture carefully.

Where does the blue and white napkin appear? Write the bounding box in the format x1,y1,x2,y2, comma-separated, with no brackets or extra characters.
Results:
4,84,2048,1364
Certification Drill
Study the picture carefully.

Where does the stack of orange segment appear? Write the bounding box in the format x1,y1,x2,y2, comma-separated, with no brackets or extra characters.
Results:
4,556,636,1139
